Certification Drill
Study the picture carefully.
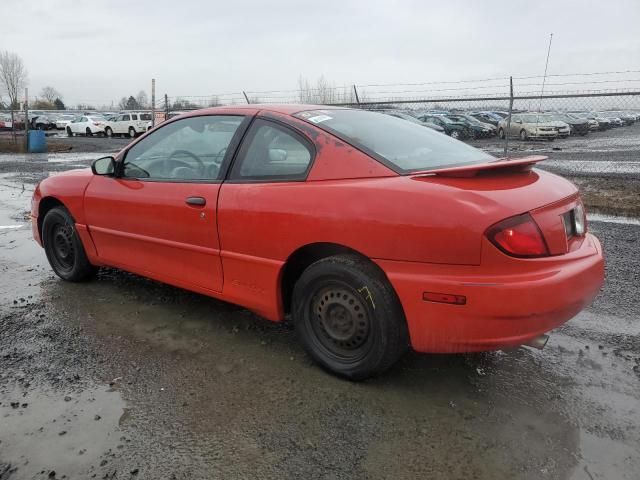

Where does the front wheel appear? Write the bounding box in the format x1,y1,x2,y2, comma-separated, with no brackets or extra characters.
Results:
519,129,528,141
66,127,73,137
292,254,409,380
105,127,113,138
42,207,96,282
450,130,461,140
128,127,136,138
498,128,505,139
86,127,93,137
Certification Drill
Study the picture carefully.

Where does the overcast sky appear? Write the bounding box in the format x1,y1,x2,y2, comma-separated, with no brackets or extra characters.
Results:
2,0,639,106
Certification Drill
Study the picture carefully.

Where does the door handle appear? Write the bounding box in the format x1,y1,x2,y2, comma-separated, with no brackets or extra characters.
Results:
185,196,206,206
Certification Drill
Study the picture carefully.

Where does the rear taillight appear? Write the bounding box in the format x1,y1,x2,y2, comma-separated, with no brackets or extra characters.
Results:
487,213,549,258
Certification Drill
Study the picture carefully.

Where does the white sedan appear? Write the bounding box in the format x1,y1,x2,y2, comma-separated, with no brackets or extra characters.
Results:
66,115,106,136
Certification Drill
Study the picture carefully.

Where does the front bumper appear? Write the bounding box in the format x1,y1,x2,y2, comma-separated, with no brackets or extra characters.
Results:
375,233,604,353
528,130,557,139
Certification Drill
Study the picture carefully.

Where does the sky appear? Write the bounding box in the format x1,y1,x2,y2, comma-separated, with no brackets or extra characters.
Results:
1,0,639,107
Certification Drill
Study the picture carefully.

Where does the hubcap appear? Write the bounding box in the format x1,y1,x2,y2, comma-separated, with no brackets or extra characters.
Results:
311,286,370,354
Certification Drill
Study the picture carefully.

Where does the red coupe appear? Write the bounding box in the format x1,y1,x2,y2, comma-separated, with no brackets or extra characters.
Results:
31,105,604,379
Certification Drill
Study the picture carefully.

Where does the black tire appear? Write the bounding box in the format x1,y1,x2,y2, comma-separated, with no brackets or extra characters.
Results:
66,127,73,137
128,127,136,138
86,127,92,137
105,127,113,138
42,207,96,282
292,254,409,380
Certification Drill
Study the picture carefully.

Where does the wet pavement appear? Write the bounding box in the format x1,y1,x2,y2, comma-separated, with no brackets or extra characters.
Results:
1,131,639,479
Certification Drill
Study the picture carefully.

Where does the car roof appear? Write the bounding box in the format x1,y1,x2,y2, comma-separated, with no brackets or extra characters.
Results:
180,103,346,117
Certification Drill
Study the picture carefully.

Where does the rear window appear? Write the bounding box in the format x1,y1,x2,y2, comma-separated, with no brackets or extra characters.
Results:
294,109,494,173
139,113,152,121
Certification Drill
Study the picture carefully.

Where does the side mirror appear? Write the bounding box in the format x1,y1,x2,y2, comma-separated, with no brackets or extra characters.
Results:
91,156,116,176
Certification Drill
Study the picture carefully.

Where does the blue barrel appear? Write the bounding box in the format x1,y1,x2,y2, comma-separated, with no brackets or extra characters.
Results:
28,130,47,153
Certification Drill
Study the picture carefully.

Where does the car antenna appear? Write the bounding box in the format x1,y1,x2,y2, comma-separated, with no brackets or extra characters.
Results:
535,33,554,131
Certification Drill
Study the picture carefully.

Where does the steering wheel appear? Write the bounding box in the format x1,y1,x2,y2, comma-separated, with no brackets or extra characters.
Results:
167,150,205,176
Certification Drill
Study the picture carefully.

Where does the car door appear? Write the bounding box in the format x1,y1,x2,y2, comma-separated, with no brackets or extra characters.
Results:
217,118,315,312
84,114,251,293
116,114,129,134
72,116,86,134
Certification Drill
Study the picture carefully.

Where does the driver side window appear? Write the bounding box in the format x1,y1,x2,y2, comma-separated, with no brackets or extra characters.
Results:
122,115,245,181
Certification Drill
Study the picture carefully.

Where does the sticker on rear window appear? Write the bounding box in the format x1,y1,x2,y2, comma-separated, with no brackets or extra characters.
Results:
307,114,332,123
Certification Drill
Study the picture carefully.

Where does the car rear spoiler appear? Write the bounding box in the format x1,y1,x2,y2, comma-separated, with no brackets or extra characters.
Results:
411,155,548,178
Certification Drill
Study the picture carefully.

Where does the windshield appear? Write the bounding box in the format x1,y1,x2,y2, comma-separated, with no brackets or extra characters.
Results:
295,109,494,173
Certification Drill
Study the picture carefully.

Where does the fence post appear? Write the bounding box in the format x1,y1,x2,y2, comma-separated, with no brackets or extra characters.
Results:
23,88,28,151
243,91,250,104
353,85,360,105
151,78,156,127
164,94,169,119
503,77,514,158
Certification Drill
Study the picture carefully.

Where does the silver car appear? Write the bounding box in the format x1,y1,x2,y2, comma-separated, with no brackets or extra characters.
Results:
498,113,560,141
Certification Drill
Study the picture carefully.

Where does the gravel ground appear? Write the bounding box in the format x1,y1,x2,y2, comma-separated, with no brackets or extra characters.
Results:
0,127,639,479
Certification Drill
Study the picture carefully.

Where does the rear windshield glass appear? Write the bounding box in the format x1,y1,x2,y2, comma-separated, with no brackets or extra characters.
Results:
294,109,494,173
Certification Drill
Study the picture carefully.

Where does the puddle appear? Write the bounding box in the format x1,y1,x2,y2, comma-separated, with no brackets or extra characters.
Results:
0,384,126,479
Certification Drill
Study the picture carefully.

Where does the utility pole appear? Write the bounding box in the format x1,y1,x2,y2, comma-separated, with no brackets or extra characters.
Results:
151,78,156,127
164,94,169,120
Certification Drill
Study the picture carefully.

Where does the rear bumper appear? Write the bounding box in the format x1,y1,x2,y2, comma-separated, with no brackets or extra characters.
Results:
375,233,604,353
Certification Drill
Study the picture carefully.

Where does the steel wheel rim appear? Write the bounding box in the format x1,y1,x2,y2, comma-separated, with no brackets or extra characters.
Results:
309,283,372,361
50,223,75,272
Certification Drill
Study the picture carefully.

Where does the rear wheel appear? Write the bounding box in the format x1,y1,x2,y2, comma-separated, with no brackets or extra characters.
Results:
292,254,408,380
42,207,96,282
129,127,136,138
519,129,528,141
498,128,505,139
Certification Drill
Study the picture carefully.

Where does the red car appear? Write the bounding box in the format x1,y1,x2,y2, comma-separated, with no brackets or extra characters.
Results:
31,105,604,379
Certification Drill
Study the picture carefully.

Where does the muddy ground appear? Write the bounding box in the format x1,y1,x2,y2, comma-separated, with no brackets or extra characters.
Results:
0,127,639,479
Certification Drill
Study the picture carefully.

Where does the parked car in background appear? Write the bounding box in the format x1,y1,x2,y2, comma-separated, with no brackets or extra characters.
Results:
567,113,599,131
0,114,13,130
66,115,107,136
382,111,445,132
600,111,635,126
418,114,470,140
498,113,559,141
546,113,589,136
596,112,623,127
30,105,604,380
104,112,152,138
533,114,571,138
30,114,56,130
55,114,75,130
447,114,496,138
469,111,503,126
573,112,612,130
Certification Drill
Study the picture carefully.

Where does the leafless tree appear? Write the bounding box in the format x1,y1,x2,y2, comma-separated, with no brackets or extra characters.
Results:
40,86,61,103
0,50,28,134
118,97,128,110
136,90,149,109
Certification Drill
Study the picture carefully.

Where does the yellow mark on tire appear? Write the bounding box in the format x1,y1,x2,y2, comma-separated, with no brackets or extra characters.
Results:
358,286,376,310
